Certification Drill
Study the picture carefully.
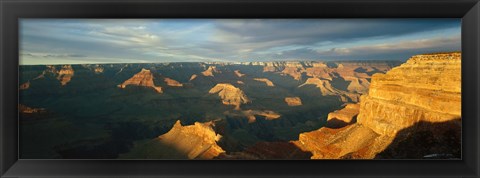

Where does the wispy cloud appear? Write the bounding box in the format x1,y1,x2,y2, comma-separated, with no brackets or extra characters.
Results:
20,19,461,65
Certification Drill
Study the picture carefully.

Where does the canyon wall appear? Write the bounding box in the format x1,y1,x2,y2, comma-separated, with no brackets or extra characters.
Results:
293,52,461,159
357,52,461,136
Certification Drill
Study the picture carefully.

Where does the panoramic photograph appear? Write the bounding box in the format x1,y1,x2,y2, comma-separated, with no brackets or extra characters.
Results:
19,19,461,159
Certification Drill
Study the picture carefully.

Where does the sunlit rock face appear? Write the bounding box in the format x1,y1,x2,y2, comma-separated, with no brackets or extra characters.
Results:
357,52,461,136
201,66,221,77
19,81,30,90
209,83,250,110
57,65,74,86
164,77,183,87
284,97,302,106
293,52,461,159
293,124,384,159
157,120,225,159
117,68,163,93
121,120,225,159
326,103,360,128
253,78,275,86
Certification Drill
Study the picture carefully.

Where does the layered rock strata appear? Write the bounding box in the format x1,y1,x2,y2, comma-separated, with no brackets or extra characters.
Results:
209,83,250,110
293,52,461,159
118,68,163,93
122,120,225,159
326,103,360,128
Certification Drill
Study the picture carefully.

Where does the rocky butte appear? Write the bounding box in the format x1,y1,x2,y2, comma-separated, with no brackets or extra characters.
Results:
164,77,183,87
284,97,302,106
253,78,275,86
209,83,250,110
121,120,225,159
57,65,75,86
117,68,163,93
201,66,221,77
293,52,461,159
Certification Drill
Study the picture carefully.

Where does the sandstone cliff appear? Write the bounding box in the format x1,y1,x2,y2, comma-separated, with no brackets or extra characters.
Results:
293,52,461,159
118,68,163,93
357,52,461,136
326,103,360,128
121,120,225,159
209,83,250,110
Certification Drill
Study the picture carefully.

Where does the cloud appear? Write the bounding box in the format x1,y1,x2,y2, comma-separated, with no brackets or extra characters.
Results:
19,19,461,64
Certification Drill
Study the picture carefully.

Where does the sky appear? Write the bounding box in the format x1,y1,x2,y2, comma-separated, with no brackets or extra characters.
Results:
20,19,461,65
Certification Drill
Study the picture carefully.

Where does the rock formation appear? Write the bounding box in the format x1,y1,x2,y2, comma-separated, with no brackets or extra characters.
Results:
253,78,275,86
357,52,461,136
299,78,359,102
326,103,360,128
293,52,461,159
118,68,163,93
122,120,225,159
94,65,104,74
224,110,281,123
164,77,183,87
201,66,220,77
234,70,245,77
209,83,250,110
284,97,302,106
57,65,74,86
19,81,30,90
189,74,198,81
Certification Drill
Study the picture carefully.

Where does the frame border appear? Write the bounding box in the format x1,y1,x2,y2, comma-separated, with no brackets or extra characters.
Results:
1,0,479,177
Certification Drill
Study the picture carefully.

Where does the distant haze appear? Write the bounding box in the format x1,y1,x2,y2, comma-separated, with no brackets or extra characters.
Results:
20,19,461,65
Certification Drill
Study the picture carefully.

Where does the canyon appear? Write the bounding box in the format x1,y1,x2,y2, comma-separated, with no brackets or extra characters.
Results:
18,54,459,159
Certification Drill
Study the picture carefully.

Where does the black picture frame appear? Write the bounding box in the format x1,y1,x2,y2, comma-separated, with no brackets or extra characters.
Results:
1,0,479,177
